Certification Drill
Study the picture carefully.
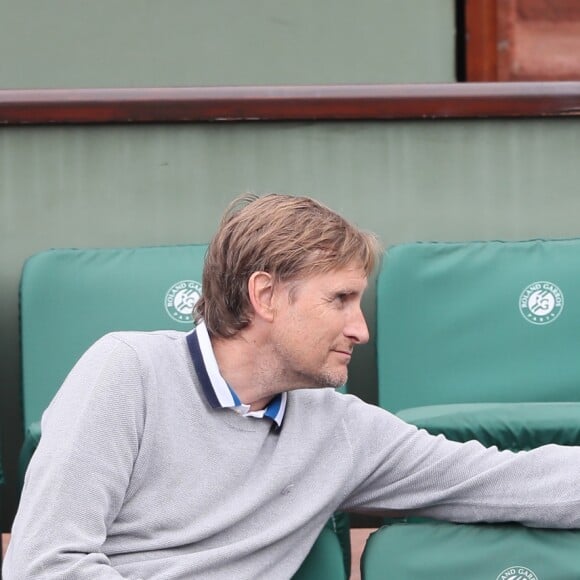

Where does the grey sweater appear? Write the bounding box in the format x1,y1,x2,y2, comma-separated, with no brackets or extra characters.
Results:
5,331,580,579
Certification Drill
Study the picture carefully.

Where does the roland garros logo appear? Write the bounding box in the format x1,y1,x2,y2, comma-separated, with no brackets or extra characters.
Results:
164,280,202,323
496,566,539,580
519,281,563,325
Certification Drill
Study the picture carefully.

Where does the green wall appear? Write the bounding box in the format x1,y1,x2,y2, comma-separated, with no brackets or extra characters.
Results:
0,0,455,89
2,117,580,525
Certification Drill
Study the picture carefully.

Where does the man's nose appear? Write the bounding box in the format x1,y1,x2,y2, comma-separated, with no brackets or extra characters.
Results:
346,307,369,345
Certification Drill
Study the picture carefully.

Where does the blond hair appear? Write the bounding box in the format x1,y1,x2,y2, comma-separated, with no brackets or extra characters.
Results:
195,193,381,337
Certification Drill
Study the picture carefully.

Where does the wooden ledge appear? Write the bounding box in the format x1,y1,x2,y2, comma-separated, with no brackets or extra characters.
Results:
1,82,580,124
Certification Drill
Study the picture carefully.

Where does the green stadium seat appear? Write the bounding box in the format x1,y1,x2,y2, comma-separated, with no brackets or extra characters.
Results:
372,239,580,577
18,244,348,578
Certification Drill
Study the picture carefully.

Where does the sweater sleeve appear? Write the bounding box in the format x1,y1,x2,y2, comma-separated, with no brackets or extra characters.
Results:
3,335,146,579
339,398,580,528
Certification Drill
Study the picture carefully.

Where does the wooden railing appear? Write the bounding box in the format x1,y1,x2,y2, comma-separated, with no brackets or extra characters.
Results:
1,82,580,125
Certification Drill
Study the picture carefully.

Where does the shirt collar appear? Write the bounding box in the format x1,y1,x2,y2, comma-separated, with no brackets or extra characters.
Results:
186,321,287,428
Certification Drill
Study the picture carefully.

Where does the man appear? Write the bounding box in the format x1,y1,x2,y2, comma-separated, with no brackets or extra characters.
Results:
5,194,580,579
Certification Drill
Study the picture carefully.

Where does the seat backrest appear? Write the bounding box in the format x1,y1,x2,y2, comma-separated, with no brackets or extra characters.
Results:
377,239,580,413
19,245,207,429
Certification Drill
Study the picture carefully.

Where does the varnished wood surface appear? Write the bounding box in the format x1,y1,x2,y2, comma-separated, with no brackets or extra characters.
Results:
1,83,580,125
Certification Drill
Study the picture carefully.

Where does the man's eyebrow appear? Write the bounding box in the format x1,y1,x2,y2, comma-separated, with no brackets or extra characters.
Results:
331,287,362,297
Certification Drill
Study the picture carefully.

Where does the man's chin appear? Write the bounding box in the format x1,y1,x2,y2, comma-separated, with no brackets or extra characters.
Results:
318,369,348,390
290,367,348,391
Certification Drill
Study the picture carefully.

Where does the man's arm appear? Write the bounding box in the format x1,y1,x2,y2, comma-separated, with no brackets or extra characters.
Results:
340,398,580,527
4,335,144,578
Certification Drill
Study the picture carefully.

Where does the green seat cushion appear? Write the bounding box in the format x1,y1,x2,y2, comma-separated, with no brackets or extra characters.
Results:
292,526,347,580
397,402,580,451
362,521,580,579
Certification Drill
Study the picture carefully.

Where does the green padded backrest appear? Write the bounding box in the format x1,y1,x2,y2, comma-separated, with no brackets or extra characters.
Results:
362,521,580,579
19,245,207,428
377,239,580,413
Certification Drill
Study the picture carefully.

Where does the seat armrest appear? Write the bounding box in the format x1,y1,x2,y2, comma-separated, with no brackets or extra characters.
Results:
397,402,580,451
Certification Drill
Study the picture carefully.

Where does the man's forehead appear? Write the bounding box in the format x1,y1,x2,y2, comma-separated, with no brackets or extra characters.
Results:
301,265,368,290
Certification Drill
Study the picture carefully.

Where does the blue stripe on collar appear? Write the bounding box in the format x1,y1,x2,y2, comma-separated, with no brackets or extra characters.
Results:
264,394,282,422
186,330,221,409
228,386,242,406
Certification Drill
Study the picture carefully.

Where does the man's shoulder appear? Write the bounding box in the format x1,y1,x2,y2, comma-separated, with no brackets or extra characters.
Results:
80,329,190,368
289,388,395,426
98,329,188,348
288,388,374,415
290,387,363,403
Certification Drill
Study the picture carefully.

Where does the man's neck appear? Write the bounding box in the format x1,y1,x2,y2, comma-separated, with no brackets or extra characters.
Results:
211,331,279,412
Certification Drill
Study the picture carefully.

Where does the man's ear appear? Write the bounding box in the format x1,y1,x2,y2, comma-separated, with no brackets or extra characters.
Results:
248,271,276,322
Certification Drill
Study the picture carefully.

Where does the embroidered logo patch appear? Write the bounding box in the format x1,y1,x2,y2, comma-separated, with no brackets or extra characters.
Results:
519,281,563,325
164,280,202,323
496,566,539,580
